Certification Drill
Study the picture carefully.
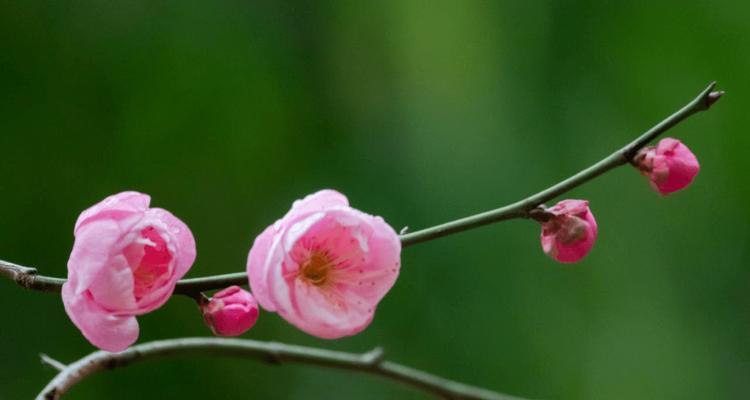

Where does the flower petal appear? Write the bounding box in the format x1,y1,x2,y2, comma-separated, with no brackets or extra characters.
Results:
286,189,349,220
62,283,139,352
68,219,122,294
87,254,136,311
75,191,150,233
247,225,277,311
146,208,196,279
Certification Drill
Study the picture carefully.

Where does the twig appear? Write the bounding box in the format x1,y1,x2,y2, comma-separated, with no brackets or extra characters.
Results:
37,337,526,400
0,259,243,298
1,82,723,297
40,354,67,372
399,81,722,246
0,259,65,293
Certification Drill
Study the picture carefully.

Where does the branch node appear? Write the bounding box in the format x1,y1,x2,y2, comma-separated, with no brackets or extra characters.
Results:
191,292,210,307
17,271,38,289
37,338,523,400
362,346,385,366
528,207,552,223
264,342,283,365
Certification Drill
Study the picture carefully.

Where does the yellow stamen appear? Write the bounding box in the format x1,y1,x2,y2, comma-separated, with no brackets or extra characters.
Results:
300,251,334,286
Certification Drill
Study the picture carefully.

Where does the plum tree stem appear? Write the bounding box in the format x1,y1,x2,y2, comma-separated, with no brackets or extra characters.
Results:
0,82,723,297
37,337,526,400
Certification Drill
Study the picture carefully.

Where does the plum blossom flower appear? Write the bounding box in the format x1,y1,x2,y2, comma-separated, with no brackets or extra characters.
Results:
540,199,597,263
247,189,401,339
634,138,700,195
62,191,196,352
201,286,259,337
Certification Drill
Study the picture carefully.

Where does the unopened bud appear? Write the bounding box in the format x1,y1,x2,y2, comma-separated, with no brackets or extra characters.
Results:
202,286,259,336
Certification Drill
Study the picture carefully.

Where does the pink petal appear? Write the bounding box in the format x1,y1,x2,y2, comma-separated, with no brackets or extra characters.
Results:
87,254,136,311
247,225,277,311
75,191,150,233
330,210,400,303
68,219,123,294
547,199,590,217
62,283,139,352
287,189,349,220
207,304,259,336
146,208,196,279
290,279,373,338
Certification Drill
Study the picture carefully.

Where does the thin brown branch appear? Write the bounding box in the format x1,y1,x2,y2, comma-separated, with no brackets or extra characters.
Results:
37,337,526,400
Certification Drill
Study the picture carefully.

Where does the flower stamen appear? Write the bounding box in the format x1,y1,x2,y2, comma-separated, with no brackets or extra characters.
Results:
300,251,334,286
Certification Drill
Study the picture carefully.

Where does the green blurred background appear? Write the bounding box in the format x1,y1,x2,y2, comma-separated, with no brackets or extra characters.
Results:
1,1,748,399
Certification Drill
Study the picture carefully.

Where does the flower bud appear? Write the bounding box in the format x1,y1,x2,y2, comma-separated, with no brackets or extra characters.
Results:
634,138,699,195
540,200,597,263
202,286,259,336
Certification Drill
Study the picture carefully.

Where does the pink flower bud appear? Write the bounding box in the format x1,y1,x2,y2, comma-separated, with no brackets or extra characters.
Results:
635,138,700,195
540,200,597,263
247,189,401,339
62,191,196,352
202,286,259,336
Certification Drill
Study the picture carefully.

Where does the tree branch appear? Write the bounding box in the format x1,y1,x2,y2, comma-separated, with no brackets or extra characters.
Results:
0,259,66,293
37,337,526,400
1,82,723,297
399,81,722,246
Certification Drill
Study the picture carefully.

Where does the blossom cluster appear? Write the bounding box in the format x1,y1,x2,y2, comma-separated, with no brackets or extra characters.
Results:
61,137,699,351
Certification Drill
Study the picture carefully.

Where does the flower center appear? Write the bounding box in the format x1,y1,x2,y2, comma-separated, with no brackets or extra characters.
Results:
131,226,173,300
300,251,334,286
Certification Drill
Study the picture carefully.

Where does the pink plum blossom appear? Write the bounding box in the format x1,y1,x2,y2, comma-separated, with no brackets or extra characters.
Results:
540,199,597,263
202,286,259,336
247,189,401,339
635,138,700,195
62,191,196,352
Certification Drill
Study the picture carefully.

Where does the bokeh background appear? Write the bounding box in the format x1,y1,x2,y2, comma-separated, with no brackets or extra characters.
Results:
1,1,749,399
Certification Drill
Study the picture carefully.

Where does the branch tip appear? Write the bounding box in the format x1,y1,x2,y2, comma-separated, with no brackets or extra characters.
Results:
40,354,67,372
706,91,724,108
695,81,721,110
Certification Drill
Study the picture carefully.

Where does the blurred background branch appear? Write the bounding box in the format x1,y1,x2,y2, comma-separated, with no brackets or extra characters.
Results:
37,338,525,400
